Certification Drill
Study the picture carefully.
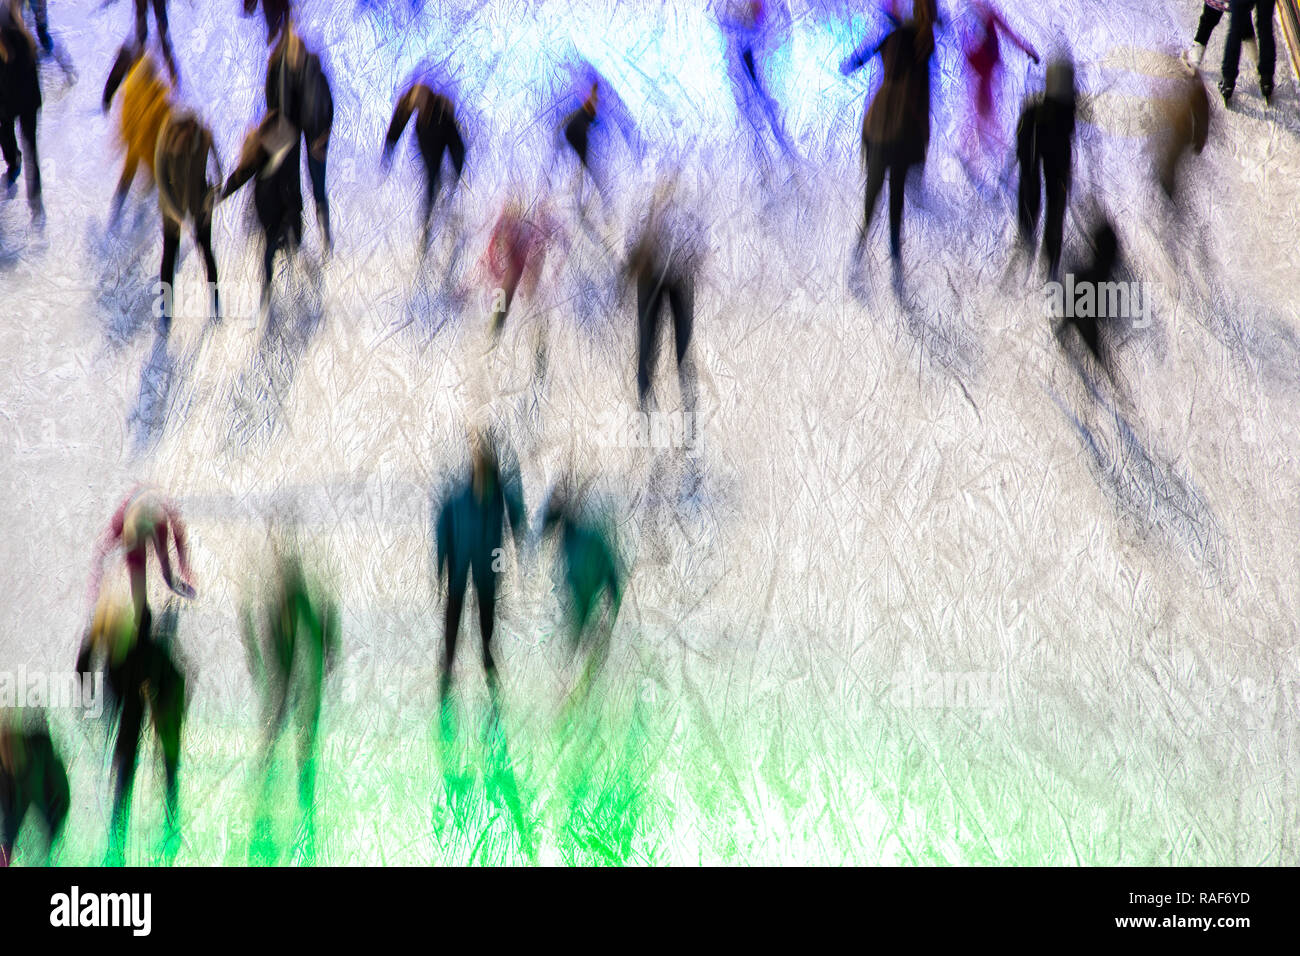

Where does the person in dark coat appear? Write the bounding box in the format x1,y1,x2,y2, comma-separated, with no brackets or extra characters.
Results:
222,110,305,312
0,3,43,223
842,10,935,263
433,436,526,721
241,546,338,856
1016,57,1076,282
155,111,222,329
626,178,704,415
383,82,466,253
76,598,187,866
265,25,334,251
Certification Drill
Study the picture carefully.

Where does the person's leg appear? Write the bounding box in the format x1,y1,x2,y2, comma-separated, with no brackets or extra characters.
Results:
0,773,27,867
860,148,887,251
421,145,444,251
475,572,499,695
1017,156,1042,249
134,0,149,47
28,0,53,52
18,109,40,211
446,123,466,187
307,150,331,251
0,118,19,189
160,218,181,333
110,695,146,863
1257,0,1276,94
1221,0,1249,94
262,228,280,307
112,156,139,227
1044,172,1068,282
636,275,664,409
155,668,184,852
440,572,467,707
887,161,908,260
38,739,71,861
153,0,179,83
1194,4,1223,46
195,213,220,319
297,673,322,813
490,264,520,334
667,278,696,418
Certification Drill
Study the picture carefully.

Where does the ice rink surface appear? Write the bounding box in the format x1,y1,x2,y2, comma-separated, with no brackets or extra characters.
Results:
1,0,1297,864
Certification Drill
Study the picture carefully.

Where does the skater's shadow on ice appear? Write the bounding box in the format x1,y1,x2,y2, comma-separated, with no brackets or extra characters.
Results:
1200,293,1300,396
128,322,215,458
88,207,157,351
1050,386,1225,576
223,274,326,454
128,333,181,457
852,257,983,408
401,245,471,340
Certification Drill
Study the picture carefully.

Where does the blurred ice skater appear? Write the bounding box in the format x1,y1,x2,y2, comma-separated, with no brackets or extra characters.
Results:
1015,56,1076,282
0,1,43,225
265,23,334,252
842,1,935,271
383,81,466,256
433,435,526,736
0,711,69,868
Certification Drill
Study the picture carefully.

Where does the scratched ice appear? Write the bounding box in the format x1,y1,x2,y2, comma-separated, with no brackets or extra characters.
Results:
0,0,1296,865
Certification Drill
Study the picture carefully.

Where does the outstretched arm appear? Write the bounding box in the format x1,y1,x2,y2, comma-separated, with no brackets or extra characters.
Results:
163,503,194,595
992,10,1039,62
103,45,136,113
383,85,423,163
840,33,885,75
221,138,262,199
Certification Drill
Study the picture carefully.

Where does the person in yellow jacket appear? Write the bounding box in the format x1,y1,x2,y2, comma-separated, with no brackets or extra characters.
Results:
102,42,171,227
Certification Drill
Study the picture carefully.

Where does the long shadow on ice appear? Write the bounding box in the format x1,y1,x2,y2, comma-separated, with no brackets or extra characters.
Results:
223,264,327,455
1049,383,1226,576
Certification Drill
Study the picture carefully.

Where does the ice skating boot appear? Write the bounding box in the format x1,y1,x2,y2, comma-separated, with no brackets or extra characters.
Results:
1219,79,1234,104
1181,41,1205,73
1260,74,1275,104
317,207,333,256
4,153,21,198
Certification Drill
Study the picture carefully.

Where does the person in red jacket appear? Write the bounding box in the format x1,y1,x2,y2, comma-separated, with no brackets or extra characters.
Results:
481,194,563,336
963,2,1039,162
87,485,196,631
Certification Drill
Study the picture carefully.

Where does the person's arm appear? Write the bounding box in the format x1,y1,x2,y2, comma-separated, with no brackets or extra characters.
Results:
221,136,262,199
840,33,885,75
992,10,1039,62
383,85,422,164
86,501,127,608
102,44,135,113
165,503,194,594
